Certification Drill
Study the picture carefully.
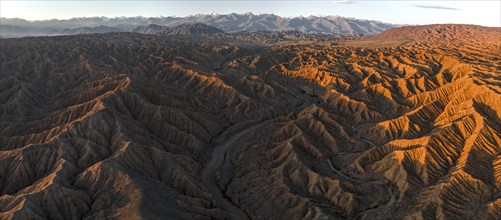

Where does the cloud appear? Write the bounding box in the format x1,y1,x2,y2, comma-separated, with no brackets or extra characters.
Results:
332,0,357,4
414,4,460,10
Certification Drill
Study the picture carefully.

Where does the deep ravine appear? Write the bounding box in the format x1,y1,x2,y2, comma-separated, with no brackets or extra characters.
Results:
200,121,268,220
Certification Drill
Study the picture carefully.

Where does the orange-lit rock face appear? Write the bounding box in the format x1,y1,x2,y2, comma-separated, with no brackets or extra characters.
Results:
0,25,500,219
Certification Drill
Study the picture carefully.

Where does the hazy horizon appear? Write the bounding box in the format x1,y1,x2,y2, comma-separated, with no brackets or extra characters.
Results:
1,1,500,27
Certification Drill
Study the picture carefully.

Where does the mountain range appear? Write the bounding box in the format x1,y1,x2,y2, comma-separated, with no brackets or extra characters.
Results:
0,13,396,37
0,23,226,38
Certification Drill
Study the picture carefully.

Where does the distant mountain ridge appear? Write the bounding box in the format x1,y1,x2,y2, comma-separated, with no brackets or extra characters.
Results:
0,23,225,38
0,13,395,37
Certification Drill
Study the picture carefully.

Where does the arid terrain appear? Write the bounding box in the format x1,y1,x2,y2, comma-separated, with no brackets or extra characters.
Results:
0,24,500,219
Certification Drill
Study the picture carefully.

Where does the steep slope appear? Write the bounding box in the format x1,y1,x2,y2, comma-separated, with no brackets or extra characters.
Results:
0,24,500,219
127,24,171,35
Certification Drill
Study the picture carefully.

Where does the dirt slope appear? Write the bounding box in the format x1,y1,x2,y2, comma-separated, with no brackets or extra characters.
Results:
0,25,500,219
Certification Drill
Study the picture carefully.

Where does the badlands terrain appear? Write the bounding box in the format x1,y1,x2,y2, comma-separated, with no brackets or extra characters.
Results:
0,24,500,219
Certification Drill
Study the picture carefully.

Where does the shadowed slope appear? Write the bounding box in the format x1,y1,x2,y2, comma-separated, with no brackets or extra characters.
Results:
0,25,500,219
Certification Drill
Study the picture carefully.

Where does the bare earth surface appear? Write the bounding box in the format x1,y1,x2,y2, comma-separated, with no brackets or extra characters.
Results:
0,24,500,219
200,120,268,220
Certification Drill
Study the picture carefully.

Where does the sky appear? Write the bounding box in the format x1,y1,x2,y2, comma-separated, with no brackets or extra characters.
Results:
1,0,500,27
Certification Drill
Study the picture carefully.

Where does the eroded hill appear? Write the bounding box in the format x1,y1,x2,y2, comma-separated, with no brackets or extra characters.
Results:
0,24,500,219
